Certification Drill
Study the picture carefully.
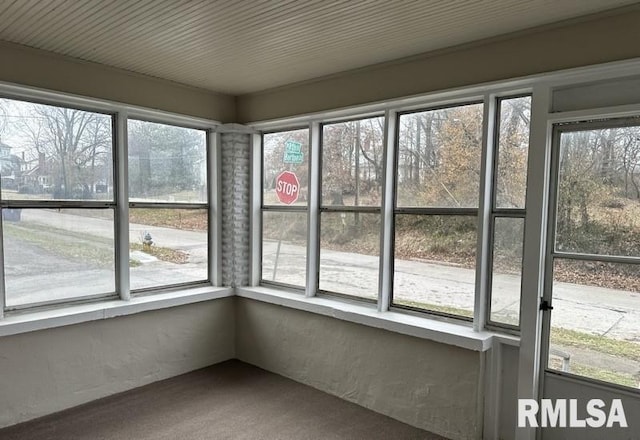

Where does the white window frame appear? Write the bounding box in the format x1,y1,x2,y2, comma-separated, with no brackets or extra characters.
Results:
126,117,213,294
251,89,532,329
0,81,224,320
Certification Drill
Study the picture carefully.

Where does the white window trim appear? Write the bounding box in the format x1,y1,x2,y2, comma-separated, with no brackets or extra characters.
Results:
248,58,640,440
249,58,640,331
0,80,222,318
0,286,233,338
237,285,518,351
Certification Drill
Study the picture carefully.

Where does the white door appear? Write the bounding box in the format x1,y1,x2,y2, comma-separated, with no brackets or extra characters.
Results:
539,119,640,439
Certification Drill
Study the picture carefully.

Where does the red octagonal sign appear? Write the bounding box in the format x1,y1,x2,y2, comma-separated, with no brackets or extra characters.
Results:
275,171,300,205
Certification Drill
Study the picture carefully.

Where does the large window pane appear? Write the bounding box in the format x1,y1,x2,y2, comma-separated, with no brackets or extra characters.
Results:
321,117,384,207
0,98,113,201
548,259,640,389
555,125,640,257
3,208,115,307
319,212,379,299
393,215,477,316
495,96,531,209
262,211,307,287
128,120,207,203
129,208,207,290
489,217,524,326
396,103,484,208
263,129,308,207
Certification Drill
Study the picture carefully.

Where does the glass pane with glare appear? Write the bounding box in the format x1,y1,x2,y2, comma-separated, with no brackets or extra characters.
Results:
489,217,524,326
495,96,531,209
128,120,207,203
0,98,113,202
3,208,115,307
322,117,384,207
547,259,640,389
319,212,379,299
393,215,477,317
396,103,484,208
262,211,307,287
129,208,208,290
555,124,640,257
263,129,309,207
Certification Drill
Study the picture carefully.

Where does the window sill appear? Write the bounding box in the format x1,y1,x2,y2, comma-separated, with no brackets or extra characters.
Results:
236,286,519,351
0,286,234,338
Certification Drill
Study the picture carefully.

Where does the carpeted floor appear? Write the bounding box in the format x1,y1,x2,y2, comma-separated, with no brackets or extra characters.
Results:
0,360,447,440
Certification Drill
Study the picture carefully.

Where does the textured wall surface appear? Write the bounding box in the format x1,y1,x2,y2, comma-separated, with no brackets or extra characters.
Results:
235,298,484,440
220,127,252,287
0,299,235,429
499,344,519,440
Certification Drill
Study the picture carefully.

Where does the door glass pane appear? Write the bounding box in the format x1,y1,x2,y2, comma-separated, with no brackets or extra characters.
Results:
396,103,484,208
3,208,115,307
129,208,207,290
319,212,379,299
128,120,207,203
322,117,384,207
262,210,307,288
495,96,531,209
547,259,640,388
0,98,113,201
263,129,308,207
393,214,477,317
489,217,524,326
556,124,640,257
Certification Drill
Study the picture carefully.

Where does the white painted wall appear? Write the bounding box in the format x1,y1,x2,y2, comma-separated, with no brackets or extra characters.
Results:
236,8,640,123
552,74,640,112
0,41,235,122
499,344,520,440
540,374,640,440
0,298,235,429
235,298,484,440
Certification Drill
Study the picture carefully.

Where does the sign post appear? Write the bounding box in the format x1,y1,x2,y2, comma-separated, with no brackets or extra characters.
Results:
272,170,300,279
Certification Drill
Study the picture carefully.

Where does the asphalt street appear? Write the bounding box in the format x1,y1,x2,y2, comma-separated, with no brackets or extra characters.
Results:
4,209,207,307
262,239,640,344
5,210,640,347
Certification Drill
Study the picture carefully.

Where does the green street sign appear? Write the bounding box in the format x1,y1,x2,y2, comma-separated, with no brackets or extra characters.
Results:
283,151,304,164
285,140,302,153
284,140,303,163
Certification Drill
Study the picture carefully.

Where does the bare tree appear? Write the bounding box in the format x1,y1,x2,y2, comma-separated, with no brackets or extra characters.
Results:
17,104,111,197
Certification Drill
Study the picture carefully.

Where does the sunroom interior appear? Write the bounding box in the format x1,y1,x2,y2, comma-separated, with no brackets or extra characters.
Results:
0,2,640,440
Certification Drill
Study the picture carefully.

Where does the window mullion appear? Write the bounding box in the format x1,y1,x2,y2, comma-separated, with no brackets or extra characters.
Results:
379,109,397,312
115,112,130,301
250,133,262,287
515,85,552,440
474,94,498,331
306,122,321,297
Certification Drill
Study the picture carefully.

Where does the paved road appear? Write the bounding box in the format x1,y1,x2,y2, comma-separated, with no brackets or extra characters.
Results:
4,210,207,306
6,210,640,346
262,239,640,344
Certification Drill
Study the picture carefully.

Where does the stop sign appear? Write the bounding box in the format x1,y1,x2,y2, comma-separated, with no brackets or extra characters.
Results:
275,171,300,205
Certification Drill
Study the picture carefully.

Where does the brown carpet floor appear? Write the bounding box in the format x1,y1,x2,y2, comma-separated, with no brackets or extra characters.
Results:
0,360,448,440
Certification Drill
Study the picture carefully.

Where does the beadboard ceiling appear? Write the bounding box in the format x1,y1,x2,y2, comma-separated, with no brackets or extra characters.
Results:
0,0,636,94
